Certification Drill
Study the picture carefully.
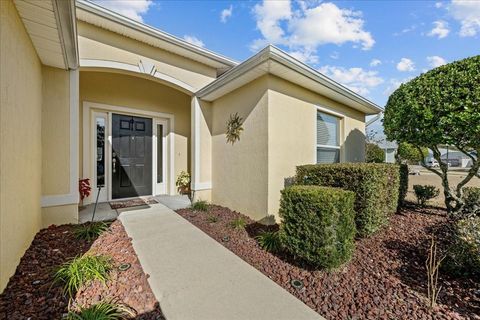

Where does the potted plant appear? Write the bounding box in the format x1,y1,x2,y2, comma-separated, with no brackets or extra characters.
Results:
176,171,192,202
79,178,92,209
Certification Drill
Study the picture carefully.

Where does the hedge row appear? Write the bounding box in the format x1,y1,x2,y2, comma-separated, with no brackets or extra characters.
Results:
295,163,400,237
279,185,356,269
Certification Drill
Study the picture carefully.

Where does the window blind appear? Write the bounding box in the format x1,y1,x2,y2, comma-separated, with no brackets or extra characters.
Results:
317,112,339,146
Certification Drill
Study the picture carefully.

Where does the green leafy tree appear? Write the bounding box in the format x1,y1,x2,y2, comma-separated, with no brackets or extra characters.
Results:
396,142,428,164
383,55,480,213
365,143,385,163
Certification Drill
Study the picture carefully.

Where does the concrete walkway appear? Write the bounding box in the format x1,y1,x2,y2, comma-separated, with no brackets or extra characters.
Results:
119,203,323,320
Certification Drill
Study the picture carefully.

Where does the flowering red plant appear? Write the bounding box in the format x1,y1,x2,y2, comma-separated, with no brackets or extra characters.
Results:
79,178,92,201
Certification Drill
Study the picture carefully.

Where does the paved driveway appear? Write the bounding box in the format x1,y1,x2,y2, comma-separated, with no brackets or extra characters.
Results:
119,203,323,320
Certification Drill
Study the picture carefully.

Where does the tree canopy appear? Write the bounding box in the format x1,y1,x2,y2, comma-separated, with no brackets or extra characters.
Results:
383,55,480,213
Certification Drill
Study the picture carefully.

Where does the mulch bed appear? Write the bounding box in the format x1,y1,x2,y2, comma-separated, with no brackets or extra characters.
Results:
176,205,480,320
0,221,164,320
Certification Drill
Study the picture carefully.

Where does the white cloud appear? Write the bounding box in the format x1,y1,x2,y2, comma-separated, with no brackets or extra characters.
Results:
384,77,413,96
92,0,152,22
319,65,384,95
220,5,233,23
396,58,415,72
252,1,374,54
427,55,447,68
427,20,450,38
183,35,205,48
450,0,480,37
289,49,319,64
330,51,340,60
370,59,381,67
253,0,292,45
435,2,443,8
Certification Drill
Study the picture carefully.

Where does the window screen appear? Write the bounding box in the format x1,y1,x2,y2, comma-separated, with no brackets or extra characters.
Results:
316,111,340,164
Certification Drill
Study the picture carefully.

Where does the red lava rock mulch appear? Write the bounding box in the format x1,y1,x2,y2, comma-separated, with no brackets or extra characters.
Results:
72,221,164,320
176,205,480,320
0,220,164,320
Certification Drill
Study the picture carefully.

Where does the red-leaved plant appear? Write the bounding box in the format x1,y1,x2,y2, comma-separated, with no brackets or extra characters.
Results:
79,178,92,201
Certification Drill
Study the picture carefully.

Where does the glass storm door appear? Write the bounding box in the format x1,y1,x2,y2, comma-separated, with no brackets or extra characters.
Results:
112,114,152,199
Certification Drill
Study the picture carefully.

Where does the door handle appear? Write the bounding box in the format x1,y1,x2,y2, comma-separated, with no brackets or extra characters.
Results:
112,158,116,173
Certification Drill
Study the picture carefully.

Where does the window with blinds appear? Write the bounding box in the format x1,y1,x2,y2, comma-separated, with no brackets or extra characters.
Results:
316,111,340,163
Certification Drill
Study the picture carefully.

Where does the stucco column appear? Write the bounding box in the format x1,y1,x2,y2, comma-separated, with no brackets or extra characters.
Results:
190,95,201,191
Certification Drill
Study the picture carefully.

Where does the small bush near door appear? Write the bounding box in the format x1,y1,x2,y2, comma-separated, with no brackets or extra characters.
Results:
295,163,400,237
279,185,356,269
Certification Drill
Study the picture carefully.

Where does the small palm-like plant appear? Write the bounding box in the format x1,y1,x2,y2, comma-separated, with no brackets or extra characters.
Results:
255,230,282,253
229,217,246,230
206,215,218,223
191,200,209,212
54,254,113,297
74,222,109,241
226,113,243,144
67,300,135,320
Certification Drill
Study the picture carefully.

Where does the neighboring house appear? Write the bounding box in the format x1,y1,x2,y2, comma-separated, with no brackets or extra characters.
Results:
366,113,397,163
440,150,475,168
0,0,381,291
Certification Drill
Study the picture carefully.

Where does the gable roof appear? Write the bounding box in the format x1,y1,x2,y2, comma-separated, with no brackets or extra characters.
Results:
76,0,237,71
197,46,382,115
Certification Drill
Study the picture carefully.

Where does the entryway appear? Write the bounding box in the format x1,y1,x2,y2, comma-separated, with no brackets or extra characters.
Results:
83,101,174,204
112,114,152,199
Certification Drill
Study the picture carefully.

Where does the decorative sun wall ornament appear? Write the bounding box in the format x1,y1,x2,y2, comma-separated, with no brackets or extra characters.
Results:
226,112,244,145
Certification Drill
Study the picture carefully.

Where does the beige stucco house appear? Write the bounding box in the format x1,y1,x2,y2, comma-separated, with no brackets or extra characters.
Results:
0,0,381,291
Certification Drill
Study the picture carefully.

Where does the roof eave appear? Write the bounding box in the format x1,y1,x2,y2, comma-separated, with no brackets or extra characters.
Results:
197,45,383,115
53,0,79,69
76,0,237,69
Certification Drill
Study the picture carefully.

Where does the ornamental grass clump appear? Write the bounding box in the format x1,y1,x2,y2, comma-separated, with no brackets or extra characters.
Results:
54,254,113,298
255,230,282,253
229,217,247,230
296,163,400,237
74,222,109,241
279,185,356,269
191,200,209,212
67,300,135,320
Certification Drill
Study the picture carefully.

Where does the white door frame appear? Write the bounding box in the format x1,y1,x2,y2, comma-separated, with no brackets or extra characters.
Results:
82,101,176,204
153,119,169,195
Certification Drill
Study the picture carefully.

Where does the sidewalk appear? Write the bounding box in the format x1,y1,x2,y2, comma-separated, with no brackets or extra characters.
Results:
119,203,323,320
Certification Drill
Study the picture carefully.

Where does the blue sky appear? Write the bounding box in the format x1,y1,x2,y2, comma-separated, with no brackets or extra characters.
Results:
92,0,479,108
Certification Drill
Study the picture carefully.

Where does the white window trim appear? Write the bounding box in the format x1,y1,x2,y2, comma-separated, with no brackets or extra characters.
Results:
314,105,345,164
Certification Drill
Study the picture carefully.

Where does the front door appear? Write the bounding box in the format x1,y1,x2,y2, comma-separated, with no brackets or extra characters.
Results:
112,114,152,199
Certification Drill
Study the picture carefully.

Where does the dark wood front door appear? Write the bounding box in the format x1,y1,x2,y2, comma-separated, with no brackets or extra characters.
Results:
112,114,152,199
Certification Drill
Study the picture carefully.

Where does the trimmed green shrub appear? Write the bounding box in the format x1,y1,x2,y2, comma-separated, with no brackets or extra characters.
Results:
67,301,135,320
279,185,356,269
443,217,480,277
413,185,439,206
398,164,409,207
191,200,209,212
54,255,113,297
296,163,400,237
462,187,480,217
365,143,385,163
255,231,282,253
